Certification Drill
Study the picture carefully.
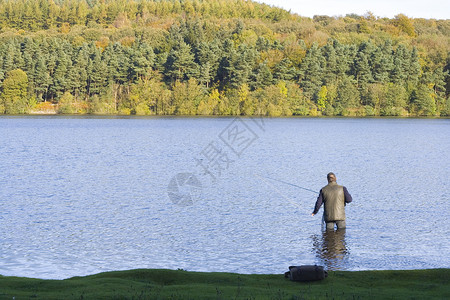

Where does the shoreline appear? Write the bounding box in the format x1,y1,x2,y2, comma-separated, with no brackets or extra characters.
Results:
1,113,449,119
1,268,448,299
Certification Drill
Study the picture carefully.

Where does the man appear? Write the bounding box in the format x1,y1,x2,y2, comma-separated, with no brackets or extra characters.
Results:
311,172,352,230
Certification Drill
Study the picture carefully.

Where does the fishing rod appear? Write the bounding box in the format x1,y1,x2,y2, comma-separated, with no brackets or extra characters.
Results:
256,174,318,194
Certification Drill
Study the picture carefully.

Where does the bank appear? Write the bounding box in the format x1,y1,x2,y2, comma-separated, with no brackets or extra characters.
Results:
0,268,448,299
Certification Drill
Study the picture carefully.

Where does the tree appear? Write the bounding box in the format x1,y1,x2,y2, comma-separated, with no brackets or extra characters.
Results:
321,40,338,85
411,84,436,116
381,83,408,116
391,45,409,85
87,49,109,96
394,14,416,37
197,89,220,115
50,48,72,98
299,43,324,100
273,58,297,82
0,69,29,114
353,41,375,88
335,76,360,115
317,85,328,111
172,78,205,115
221,43,257,89
129,42,155,81
250,62,273,90
165,42,197,82
33,56,52,101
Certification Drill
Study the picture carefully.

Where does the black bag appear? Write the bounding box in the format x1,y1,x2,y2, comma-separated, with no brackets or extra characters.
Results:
284,265,328,281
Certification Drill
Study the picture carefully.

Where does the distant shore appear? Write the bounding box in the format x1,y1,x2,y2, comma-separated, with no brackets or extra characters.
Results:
1,268,448,299
1,111,449,119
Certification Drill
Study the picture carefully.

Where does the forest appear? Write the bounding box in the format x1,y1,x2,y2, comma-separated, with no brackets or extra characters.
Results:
0,0,449,116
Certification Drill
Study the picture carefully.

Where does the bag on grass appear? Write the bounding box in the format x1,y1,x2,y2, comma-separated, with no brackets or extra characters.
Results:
284,265,328,282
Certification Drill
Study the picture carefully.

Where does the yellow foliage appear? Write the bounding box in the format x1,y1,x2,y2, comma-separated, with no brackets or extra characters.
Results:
120,36,135,47
277,81,288,97
60,22,70,34
394,14,416,37
238,84,249,103
267,103,282,117
95,36,109,51
197,89,220,115
260,49,284,68
234,29,258,46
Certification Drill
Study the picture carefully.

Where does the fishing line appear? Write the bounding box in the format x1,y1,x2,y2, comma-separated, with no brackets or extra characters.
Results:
256,174,318,194
254,173,324,226
254,173,303,210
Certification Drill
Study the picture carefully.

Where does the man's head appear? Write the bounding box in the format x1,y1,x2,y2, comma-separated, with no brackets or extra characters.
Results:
327,172,336,183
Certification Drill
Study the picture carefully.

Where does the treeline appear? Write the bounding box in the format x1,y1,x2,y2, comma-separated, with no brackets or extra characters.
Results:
0,0,449,116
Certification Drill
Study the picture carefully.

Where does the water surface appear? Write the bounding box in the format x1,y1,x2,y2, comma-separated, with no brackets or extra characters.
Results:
0,116,448,279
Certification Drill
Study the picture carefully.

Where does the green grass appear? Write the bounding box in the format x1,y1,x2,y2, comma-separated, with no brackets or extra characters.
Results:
0,268,448,299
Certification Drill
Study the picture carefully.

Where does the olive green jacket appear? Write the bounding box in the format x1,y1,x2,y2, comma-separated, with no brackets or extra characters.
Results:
322,182,346,221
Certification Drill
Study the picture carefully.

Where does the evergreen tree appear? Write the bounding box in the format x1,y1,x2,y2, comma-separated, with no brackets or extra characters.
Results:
391,45,409,85
165,41,198,82
321,40,338,85
250,62,273,90
334,76,360,114
273,58,297,82
411,84,436,116
353,41,374,87
33,56,51,101
407,47,421,84
194,40,221,87
69,46,89,100
87,49,108,96
222,43,257,89
372,46,392,83
335,42,354,77
129,42,155,81
299,43,324,100
50,47,72,98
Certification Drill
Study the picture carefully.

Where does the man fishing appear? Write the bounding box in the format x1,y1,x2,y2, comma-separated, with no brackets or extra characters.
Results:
311,172,352,230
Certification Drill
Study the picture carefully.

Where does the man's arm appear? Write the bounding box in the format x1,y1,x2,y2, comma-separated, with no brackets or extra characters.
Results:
311,189,323,216
343,186,352,203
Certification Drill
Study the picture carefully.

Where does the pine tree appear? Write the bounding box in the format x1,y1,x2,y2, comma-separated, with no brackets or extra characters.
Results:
407,47,421,84
353,41,374,87
250,62,273,90
321,40,338,85
273,58,297,82
371,46,390,83
69,46,89,100
299,43,324,100
165,41,198,82
129,42,155,81
411,84,436,116
33,56,51,101
50,47,72,99
391,45,409,85
87,49,108,96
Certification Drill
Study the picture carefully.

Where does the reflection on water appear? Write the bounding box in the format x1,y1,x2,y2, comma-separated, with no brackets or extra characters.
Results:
311,229,349,270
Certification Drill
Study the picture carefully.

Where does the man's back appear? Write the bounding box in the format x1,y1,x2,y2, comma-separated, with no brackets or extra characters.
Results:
322,182,345,222
312,172,352,230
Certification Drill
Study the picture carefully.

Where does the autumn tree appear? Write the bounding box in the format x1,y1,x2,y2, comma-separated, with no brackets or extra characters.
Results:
0,69,29,114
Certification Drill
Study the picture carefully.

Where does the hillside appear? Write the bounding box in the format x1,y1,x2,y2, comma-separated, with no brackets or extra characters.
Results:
0,0,449,116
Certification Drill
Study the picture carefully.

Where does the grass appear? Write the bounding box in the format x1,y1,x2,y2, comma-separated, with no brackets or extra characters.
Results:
0,268,448,299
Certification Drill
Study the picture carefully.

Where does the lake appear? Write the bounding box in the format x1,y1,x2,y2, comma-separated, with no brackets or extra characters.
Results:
0,116,449,279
